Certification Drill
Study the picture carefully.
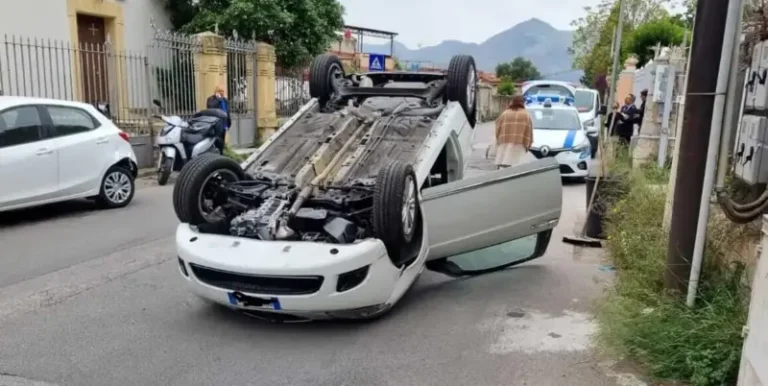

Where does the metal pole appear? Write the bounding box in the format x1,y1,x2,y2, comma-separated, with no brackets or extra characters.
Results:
686,0,743,307
665,0,731,294
606,7,623,111
715,6,746,192
601,0,625,156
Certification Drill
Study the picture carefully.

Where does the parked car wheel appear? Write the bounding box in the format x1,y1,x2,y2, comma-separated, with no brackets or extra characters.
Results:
309,54,345,108
173,154,245,225
446,55,478,127
96,165,135,209
157,155,173,186
372,160,422,267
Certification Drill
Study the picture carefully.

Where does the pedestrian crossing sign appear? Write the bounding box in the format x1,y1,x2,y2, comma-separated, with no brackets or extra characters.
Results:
368,54,385,72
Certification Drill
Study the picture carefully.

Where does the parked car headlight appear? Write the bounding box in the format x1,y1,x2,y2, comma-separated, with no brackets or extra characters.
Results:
583,118,596,128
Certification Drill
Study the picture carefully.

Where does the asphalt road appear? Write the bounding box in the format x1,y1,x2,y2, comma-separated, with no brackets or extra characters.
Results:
0,123,643,386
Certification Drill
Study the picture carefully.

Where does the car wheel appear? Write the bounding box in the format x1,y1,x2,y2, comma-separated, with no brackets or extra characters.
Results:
309,54,345,108
372,160,422,266
96,165,135,209
446,55,478,127
173,154,245,225
157,155,173,186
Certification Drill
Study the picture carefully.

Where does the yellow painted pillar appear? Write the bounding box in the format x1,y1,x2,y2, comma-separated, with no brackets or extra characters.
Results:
193,33,227,110
255,42,278,142
192,32,228,144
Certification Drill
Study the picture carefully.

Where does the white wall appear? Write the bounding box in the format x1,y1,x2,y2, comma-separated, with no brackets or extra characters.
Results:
0,0,72,98
121,0,173,110
122,0,172,52
737,216,768,386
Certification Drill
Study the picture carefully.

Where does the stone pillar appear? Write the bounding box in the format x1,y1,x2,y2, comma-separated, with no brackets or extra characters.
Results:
615,55,639,105
255,43,278,142
193,32,228,112
631,52,668,166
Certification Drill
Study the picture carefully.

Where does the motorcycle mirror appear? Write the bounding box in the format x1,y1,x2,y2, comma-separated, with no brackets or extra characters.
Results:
152,99,162,108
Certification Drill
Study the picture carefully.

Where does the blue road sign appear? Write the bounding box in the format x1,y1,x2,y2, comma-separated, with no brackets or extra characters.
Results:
368,54,385,72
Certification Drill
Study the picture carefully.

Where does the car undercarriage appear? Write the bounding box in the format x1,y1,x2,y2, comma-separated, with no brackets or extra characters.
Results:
173,54,478,264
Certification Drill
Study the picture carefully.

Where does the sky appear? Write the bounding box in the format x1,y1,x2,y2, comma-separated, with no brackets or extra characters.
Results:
337,0,604,49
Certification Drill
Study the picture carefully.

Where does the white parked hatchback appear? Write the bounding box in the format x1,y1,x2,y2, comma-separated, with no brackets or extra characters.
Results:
0,96,138,212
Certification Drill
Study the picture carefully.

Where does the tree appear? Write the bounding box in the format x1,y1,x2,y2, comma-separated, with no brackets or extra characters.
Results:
496,79,516,96
163,0,345,69
570,0,674,87
626,17,687,65
495,57,541,82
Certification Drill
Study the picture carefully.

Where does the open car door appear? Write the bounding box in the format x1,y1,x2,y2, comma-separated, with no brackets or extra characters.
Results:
421,158,562,276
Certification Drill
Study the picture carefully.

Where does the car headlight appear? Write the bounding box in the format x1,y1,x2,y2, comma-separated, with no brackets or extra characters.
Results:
583,118,596,127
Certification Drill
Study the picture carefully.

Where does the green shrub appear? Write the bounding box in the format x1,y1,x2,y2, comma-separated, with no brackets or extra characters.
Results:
597,152,750,386
223,144,246,162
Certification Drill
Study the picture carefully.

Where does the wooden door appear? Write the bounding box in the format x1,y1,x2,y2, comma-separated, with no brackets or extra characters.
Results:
76,14,109,104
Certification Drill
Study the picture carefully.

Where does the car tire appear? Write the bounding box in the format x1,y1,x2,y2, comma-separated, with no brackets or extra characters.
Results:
96,165,135,209
309,54,345,108
372,160,422,266
173,154,245,225
446,55,478,127
157,155,173,186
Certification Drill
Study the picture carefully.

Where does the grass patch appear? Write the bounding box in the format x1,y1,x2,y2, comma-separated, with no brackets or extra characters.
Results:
596,150,751,386
223,144,247,163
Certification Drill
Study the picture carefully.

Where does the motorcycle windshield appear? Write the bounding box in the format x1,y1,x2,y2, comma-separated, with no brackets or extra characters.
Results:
160,124,175,135
159,115,187,128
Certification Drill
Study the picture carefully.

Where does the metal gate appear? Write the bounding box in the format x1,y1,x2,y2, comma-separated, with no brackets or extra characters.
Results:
0,27,261,160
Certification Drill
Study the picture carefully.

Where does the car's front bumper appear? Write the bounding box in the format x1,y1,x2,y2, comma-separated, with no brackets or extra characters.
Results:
175,224,406,319
530,148,591,177
556,151,591,177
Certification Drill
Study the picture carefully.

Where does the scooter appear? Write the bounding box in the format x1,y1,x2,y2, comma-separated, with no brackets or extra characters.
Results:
153,99,224,185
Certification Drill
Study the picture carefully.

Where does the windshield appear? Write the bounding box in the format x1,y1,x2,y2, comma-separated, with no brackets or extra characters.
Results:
527,108,582,130
574,90,595,113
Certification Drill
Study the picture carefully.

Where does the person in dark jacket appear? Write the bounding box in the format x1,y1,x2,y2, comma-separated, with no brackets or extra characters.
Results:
605,102,620,136
206,85,232,148
615,94,639,146
637,89,648,132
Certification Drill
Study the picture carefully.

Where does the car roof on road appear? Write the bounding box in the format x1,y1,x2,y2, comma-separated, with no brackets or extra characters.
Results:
0,96,94,110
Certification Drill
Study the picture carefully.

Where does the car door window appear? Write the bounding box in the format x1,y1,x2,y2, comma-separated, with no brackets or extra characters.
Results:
0,106,44,148
443,235,539,273
46,106,100,137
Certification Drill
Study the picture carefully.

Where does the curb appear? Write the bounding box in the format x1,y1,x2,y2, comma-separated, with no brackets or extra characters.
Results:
137,168,156,179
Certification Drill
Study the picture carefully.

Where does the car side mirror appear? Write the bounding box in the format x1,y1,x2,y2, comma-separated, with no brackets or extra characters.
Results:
152,99,163,108
598,105,607,115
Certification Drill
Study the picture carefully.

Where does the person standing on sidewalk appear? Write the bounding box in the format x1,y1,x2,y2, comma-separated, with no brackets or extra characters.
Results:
615,94,638,146
637,89,648,133
206,85,232,151
494,94,533,169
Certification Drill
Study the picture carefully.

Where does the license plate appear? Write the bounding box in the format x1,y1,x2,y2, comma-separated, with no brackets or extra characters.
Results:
227,291,282,310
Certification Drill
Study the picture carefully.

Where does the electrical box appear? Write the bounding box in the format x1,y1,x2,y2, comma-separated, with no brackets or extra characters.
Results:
746,41,764,110
734,115,768,184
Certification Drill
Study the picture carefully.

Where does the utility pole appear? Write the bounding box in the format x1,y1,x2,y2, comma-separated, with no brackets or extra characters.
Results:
665,0,731,293
605,0,625,114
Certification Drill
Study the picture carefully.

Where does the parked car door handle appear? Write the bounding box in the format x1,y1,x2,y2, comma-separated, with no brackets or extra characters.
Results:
36,148,54,156
95,137,109,144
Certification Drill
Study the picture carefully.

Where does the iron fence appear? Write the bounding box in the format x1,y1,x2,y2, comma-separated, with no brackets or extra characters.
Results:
1,34,153,134
147,30,199,119
276,66,309,118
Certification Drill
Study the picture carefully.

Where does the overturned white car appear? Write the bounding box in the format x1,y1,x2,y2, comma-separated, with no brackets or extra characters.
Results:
173,54,563,322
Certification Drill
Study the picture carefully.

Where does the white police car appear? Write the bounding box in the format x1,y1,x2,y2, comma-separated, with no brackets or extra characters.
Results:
525,95,592,179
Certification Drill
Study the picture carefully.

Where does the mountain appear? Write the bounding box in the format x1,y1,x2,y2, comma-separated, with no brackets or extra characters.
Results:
362,18,583,83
